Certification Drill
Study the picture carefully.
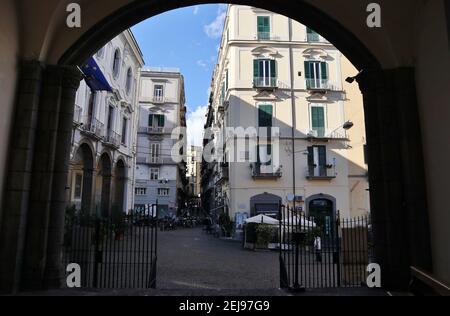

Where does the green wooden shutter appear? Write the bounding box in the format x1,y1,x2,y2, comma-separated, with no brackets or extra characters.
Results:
318,146,327,166
311,107,325,137
159,114,165,127
270,60,277,78
259,104,273,127
148,114,153,127
320,62,328,80
307,147,314,166
304,61,312,79
254,60,260,79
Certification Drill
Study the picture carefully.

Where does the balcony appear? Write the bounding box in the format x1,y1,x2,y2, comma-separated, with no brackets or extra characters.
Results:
215,162,229,184
306,34,328,43
256,32,280,41
147,126,165,134
306,129,349,141
81,116,104,140
306,165,336,180
251,162,282,179
153,96,165,104
103,131,121,149
306,79,338,92
136,156,164,165
253,77,278,90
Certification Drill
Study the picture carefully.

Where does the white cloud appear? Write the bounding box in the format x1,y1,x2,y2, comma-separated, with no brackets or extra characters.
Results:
187,105,208,147
193,6,199,15
196,60,208,69
204,5,227,39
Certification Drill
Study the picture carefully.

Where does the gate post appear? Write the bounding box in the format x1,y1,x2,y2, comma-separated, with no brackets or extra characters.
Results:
335,212,341,287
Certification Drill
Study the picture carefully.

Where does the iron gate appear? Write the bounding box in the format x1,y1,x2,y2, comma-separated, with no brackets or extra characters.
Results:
279,205,373,290
63,205,158,289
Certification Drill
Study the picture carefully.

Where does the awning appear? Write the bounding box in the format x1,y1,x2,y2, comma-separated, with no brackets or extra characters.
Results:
81,57,112,92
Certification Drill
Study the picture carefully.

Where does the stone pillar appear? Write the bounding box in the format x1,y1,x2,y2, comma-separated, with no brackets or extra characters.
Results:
44,66,82,289
357,67,432,290
0,61,43,294
21,66,65,290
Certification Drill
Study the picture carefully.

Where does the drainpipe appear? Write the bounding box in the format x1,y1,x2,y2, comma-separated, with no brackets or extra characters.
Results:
288,19,297,212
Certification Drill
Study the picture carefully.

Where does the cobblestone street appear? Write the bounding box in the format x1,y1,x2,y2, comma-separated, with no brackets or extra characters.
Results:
157,228,279,290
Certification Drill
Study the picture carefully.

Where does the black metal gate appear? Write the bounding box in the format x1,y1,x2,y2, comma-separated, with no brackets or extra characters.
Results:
279,205,373,290
63,205,158,289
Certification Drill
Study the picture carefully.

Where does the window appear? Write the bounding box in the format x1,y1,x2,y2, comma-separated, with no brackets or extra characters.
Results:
74,173,83,200
306,27,320,42
121,117,128,145
258,104,273,127
254,59,277,87
150,168,159,180
311,106,326,137
135,188,147,195
126,68,133,94
148,114,165,127
257,16,270,40
154,84,164,101
304,61,328,89
150,143,161,163
112,49,121,78
308,145,328,176
107,105,114,135
158,188,170,196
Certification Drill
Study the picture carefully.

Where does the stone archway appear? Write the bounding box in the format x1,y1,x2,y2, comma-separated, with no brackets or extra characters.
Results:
113,159,127,214
250,193,282,217
97,153,113,217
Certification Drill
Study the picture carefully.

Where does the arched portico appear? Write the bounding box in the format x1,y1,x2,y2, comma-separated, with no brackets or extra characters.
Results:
1,0,447,293
70,142,95,212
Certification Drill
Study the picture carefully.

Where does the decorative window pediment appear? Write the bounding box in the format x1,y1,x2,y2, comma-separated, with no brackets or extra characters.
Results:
302,48,330,60
251,46,278,58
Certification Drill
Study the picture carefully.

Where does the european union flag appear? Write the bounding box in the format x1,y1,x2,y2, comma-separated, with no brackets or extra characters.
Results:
81,57,113,92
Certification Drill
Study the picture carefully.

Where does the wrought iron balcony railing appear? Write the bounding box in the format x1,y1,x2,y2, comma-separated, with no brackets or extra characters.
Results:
253,77,278,89
104,130,121,148
306,79,339,91
306,165,336,180
81,116,104,138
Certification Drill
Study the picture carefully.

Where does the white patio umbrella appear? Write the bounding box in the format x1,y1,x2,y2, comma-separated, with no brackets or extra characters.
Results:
245,214,279,225
282,216,316,228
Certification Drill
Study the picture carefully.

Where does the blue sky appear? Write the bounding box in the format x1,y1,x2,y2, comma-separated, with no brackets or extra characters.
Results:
131,4,228,146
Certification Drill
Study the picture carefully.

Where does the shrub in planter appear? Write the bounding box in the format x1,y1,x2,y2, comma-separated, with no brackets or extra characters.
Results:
219,213,234,237
256,224,274,249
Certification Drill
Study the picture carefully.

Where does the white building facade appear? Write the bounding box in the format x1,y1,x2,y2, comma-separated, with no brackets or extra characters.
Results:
204,5,369,224
134,68,187,217
68,29,144,216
